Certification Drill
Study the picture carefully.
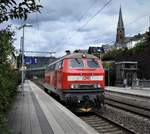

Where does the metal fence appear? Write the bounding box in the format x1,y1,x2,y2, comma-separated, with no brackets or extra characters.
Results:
132,79,150,89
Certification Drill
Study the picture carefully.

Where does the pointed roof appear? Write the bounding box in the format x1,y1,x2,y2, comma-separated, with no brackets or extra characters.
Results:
117,7,124,28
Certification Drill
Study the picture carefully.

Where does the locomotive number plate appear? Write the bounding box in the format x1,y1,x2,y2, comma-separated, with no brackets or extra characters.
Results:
83,76,91,80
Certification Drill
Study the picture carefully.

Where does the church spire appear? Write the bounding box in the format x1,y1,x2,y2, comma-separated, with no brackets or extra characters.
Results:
118,7,124,28
115,6,125,48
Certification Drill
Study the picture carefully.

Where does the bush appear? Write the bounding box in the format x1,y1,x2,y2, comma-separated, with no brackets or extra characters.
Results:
102,37,150,79
0,64,20,133
0,1,42,132
0,27,21,133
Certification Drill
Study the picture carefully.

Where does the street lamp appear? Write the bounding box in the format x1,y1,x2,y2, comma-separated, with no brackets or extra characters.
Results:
19,24,32,95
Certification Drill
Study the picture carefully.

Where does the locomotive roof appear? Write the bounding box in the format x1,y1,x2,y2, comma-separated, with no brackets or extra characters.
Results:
47,53,99,67
64,53,98,59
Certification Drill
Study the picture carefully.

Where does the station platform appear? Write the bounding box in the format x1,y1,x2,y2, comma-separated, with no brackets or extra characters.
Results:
106,86,150,98
8,80,98,134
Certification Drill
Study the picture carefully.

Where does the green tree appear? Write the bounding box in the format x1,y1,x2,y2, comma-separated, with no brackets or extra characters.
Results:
0,0,42,23
0,27,20,133
0,27,14,63
0,1,42,133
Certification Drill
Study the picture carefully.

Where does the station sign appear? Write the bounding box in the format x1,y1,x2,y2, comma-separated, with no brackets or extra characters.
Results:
24,57,38,65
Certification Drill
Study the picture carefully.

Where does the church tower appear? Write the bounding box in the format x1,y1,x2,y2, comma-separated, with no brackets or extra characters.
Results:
115,7,125,48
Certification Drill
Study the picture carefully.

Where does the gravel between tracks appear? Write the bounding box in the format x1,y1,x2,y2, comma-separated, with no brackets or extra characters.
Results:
34,81,150,133
102,105,150,134
78,113,132,134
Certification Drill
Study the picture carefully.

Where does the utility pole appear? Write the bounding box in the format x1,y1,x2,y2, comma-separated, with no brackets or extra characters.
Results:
19,24,32,96
149,16,150,32
108,64,110,86
22,27,25,95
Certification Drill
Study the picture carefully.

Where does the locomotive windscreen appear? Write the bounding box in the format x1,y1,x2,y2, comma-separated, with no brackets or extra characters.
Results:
69,59,84,68
87,59,100,68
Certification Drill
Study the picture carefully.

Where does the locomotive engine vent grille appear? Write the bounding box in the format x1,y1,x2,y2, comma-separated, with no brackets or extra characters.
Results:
79,84,94,89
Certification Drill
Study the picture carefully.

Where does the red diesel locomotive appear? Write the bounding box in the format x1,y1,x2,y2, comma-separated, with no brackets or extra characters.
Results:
44,53,105,112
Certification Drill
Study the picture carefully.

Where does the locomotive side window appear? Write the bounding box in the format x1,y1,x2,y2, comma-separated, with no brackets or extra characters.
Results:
87,59,100,68
69,59,84,68
55,62,60,70
60,60,64,68
55,60,63,70
48,64,56,70
52,64,56,70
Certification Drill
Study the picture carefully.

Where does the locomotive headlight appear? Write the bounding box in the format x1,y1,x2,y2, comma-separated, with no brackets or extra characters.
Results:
70,84,74,89
70,84,79,89
93,84,101,88
98,84,101,88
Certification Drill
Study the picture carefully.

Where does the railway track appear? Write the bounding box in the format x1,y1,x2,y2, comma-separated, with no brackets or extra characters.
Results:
105,90,150,118
78,112,135,134
77,90,150,134
104,90,150,134
34,81,150,133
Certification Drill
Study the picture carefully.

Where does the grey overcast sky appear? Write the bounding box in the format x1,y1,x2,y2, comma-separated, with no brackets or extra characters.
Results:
1,0,150,57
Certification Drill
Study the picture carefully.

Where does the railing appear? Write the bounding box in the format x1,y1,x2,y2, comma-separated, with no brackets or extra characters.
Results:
132,79,150,89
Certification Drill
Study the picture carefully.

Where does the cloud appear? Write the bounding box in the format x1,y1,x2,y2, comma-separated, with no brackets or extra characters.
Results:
7,0,150,57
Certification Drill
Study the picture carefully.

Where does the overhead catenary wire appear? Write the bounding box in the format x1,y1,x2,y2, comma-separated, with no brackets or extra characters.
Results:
125,12,150,26
77,2,150,47
67,0,100,40
77,0,113,31
66,0,113,43
124,12,150,37
35,0,149,54
78,0,99,22
87,9,150,46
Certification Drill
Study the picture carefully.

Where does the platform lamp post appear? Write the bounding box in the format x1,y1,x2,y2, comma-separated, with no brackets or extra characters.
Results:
19,24,32,96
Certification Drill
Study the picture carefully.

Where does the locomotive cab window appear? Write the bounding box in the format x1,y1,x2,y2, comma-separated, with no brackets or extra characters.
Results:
87,59,100,68
69,59,84,68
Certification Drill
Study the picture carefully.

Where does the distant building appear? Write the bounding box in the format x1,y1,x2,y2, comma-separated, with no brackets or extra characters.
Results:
101,44,114,52
125,31,150,49
88,46,104,57
73,49,88,53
